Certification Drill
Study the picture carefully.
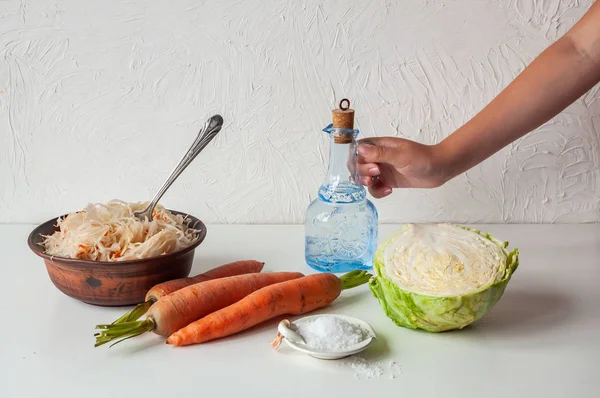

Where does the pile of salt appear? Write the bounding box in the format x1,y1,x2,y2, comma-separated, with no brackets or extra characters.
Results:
295,316,369,351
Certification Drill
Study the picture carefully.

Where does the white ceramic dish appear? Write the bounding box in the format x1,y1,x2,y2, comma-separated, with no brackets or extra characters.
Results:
279,314,377,360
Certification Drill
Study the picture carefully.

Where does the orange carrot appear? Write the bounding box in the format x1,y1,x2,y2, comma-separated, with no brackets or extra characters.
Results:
147,259,265,301
110,260,265,325
166,270,372,347
94,271,304,347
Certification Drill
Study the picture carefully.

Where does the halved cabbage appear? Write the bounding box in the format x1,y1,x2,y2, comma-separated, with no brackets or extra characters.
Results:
369,223,519,332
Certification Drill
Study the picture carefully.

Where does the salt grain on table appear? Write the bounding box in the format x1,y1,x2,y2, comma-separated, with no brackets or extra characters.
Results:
348,357,384,379
295,316,368,351
342,357,402,380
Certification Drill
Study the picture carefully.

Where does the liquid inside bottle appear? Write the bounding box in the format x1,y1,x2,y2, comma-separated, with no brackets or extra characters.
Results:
305,124,378,273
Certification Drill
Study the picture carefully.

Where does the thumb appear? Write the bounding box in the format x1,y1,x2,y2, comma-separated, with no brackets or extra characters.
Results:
357,143,396,164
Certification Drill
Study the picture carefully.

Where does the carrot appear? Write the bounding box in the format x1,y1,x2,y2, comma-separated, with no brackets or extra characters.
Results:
110,260,265,325
166,270,372,347
94,271,304,347
147,259,266,301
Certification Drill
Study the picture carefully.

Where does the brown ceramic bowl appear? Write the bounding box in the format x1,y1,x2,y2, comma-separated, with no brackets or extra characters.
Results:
27,210,207,307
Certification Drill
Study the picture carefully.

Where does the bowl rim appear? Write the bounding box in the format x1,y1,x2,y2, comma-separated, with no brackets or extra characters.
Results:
27,209,207,266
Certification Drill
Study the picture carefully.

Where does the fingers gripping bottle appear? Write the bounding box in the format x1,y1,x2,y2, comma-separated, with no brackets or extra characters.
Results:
305,99,378,272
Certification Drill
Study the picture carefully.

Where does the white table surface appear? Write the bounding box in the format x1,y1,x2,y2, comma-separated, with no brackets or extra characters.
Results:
2,223,599,398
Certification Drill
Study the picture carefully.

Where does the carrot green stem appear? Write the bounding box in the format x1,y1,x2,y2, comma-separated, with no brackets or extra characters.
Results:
94,318,155,348
338,270,373,290
110,300,155,325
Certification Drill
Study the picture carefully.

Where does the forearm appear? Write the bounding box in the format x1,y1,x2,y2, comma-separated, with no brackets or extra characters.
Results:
438,7,600,180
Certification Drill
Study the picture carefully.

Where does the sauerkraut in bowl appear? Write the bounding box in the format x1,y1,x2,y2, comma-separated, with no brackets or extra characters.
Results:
40,200,202,262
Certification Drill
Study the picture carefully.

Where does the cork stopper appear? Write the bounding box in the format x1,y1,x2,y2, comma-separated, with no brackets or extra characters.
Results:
332,99,355,144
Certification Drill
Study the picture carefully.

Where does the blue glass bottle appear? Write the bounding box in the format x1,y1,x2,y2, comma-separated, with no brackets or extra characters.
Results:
305,100,378,272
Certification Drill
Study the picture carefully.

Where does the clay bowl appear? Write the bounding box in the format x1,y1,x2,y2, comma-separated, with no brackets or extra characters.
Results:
27,210,207,307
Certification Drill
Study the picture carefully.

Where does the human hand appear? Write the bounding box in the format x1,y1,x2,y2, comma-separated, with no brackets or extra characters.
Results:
354,3,600,201
355,137,452,198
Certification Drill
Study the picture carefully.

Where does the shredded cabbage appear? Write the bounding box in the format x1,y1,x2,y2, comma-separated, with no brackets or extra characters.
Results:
40,200,201,261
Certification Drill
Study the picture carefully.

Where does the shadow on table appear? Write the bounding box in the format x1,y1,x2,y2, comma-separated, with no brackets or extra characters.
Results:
325,290,369,312
356,331,389,361
463,286,573,337
113,335,166,354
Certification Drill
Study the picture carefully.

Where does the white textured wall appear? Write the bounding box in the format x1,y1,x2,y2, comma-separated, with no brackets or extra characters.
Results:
1,0,598,224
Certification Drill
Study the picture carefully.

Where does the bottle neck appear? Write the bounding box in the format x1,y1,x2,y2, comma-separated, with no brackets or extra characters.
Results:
318,126,365,203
